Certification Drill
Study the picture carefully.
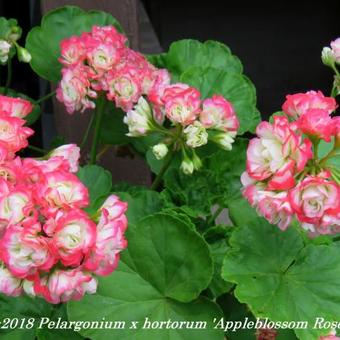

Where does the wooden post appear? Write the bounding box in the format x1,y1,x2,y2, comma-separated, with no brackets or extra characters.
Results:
41,0,139,49
41,0,151,186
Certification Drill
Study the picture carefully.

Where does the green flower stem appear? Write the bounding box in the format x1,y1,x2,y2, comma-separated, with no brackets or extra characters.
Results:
4,58,12,95
150,148,175,191
80,112,96,150
330,167,340,184
330,65,340,97
331,82,338,98
333,174,340,185
27,145,47,154
152,124,176,137
90,95,107,165
96,144,111,162
312,138,320,159
331,64,340,77
35,90,56,104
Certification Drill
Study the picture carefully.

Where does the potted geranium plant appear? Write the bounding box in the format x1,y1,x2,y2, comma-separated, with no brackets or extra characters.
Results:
0,5,338,340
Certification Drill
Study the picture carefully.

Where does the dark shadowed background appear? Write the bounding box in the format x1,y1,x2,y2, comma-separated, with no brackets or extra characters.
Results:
142,0,340,117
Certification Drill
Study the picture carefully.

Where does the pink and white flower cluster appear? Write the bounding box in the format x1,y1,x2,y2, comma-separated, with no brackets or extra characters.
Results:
0,95,128,303
127,80,240,155
146,88,240,174
57,26,240,174
148,88,239,137
150,90,239,173
57,25,161,113
241,90,340,235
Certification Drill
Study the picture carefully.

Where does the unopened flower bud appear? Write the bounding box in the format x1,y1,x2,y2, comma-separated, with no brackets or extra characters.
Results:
22,280,36,297
123,96,153,137
152,143,168,160
8,26,21,42
183,121,208,148
0,40,11,64
321,47,335,67
134,96,151,116
17,46,31,63
180,158,194,175
211,131,236,151
192,152,202,170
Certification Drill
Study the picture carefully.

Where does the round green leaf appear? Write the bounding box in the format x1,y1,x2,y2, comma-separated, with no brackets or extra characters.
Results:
131,132,162,155
160,207,198,230
36,304,84,340
114,189,164,225
217,293,258,340
180,66,260,134
26,6,124,82
77,164,112,212
227,192,260,227
161,139,248,219
205,138,248,202
0,87,41,126
222,219,340,340
68,265,222,340
146,52,167,69
208,239,233,298
0,295,53,339
164,168,221,217
146,148,181,175
206,138,258,227
148,39,243,80
126,214,213,301
68,213,221,339
318,137,339,169
99,103,130,146
217,292,298,340
269,111,286,123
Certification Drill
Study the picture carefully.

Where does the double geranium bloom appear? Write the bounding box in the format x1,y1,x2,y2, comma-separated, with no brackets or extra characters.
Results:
0,95,128,303
242,90,339,235
246,115,312,191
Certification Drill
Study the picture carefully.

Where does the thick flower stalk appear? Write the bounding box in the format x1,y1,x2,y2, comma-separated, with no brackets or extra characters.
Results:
0,95,128,303
241,90,339,235
56,26,240,174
